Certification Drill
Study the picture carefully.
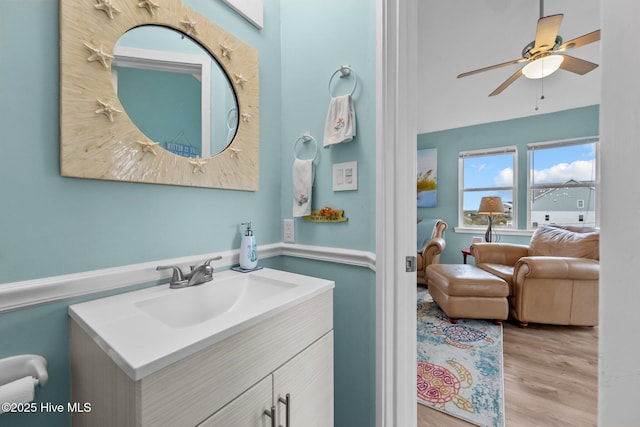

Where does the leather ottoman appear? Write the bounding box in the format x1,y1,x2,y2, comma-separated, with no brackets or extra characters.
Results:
426,264,509,324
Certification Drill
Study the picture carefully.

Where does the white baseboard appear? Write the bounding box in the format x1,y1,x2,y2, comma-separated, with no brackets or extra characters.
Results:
0,243,375,313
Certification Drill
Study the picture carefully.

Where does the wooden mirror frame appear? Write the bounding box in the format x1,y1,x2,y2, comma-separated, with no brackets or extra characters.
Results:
60,0,259,190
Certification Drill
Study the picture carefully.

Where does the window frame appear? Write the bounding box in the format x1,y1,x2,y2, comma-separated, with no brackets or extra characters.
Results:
458,145,518,230
527,137,599,229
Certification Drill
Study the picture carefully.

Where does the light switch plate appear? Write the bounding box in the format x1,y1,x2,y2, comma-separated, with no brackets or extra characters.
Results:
333,161,358,191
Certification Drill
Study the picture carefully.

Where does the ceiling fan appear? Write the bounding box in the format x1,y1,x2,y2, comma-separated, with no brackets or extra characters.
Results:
457,0,601,96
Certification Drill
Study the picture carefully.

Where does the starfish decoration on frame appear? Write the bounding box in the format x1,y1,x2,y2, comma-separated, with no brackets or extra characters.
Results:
95,98,122,122
84,42,113,69
229,147,242,159
180,15,198,36
234,73,248,88
241,112,252,122
138,0,160,16
218,41,234,60
94,0,122,19
189,156,208,174
136,140,160,156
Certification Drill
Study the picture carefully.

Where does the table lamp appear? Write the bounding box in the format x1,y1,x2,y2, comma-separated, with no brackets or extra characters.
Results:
477,196,503,242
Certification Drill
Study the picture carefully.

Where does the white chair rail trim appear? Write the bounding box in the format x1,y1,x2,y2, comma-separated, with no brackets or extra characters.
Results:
0,243,376,313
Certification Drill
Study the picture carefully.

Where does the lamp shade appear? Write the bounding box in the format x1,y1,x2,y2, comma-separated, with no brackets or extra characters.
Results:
522,55,564,79
478,196,504,215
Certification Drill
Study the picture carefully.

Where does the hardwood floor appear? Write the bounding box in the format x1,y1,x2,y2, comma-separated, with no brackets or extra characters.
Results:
418,319,598,427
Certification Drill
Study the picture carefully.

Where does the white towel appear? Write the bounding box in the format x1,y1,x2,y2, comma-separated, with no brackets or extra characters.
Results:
323,94,356,148
293,159,313,217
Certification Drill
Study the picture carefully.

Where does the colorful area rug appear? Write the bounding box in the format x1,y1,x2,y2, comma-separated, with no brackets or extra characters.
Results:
417,288,505,427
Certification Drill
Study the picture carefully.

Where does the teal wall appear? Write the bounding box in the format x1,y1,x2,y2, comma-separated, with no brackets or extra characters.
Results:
0,1,376,426
418,105,599,264
277,4,378,424
0,281,165,426
275,258,376,427
280,0,376,252
0,0,283,284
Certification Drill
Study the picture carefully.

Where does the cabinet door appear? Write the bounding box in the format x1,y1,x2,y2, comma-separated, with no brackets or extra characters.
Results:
198,375,273,427
273,331,334,427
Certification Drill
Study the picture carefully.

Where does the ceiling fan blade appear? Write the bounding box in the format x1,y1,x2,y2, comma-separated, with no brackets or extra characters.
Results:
557,29,601,51
558,54,599,75
457,58,528,78
489,68,523,97
532,14,563,54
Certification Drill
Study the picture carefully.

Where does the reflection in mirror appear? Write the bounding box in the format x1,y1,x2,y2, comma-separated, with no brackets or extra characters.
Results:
60,0,259,190
111,26,238,159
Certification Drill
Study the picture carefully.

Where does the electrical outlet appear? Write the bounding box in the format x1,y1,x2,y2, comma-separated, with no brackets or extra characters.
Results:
283,219,295,243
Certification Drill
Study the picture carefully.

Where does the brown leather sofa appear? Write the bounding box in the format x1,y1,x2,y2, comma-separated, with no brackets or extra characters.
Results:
416,219,447,285
471,225,599,327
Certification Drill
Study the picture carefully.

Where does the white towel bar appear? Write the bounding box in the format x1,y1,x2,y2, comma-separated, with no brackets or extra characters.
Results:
293,133,318,162
328,64,358,98
0,355,48,387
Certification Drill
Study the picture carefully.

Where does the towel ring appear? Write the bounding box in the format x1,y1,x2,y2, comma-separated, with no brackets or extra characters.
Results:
328,65,358,98
293,133,318,162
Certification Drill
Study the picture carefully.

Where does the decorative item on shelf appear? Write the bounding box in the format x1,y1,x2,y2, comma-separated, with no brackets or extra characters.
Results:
303,207,348,223
477,196,504,242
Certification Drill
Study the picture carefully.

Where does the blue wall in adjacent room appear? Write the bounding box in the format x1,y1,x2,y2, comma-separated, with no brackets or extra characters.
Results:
417,105,599,264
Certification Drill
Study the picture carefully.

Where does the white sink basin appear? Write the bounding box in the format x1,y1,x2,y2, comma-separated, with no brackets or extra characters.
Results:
68,268,334,380
135,275,296,328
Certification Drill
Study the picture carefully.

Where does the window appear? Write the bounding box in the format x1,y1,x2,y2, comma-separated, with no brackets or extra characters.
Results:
528,138,597,228
459,146,516,229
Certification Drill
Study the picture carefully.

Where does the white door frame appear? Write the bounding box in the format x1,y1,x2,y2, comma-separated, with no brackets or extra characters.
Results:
376,0,418,426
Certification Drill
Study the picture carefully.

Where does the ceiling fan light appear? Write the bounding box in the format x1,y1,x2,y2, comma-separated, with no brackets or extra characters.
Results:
522,55,564,79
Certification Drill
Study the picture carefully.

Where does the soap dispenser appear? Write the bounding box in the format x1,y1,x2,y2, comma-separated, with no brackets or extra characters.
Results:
239,222,258,270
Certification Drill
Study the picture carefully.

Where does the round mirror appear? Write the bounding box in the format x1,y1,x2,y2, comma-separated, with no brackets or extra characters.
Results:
111,26,238,159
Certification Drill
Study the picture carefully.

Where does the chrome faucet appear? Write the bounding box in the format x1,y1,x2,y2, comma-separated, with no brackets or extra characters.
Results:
156,256,222,289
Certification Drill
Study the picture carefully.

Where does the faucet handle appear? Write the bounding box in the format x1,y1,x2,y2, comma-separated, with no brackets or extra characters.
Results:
203,256,223,267
156,265,185,282
200,256,223,277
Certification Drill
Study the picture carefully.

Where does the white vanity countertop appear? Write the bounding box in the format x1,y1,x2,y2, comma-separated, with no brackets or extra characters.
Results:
68,268,334,381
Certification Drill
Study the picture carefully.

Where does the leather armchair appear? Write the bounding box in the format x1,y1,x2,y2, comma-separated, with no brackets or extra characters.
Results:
471,225,599,327
416,219,447,285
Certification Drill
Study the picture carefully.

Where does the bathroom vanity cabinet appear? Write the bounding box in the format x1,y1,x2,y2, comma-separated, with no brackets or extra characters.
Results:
201,331,333,427
70,289,334,427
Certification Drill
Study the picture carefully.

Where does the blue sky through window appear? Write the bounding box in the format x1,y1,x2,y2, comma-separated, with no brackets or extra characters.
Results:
530,143,596,184
463,153,514,211
463,154,513,189
462,142,596,211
